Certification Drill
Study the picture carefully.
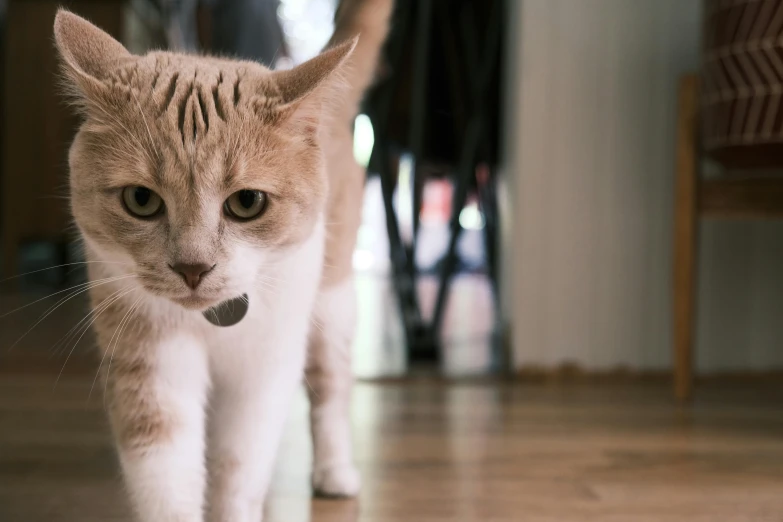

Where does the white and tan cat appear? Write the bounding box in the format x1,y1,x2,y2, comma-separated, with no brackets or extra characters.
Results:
53,2,392,520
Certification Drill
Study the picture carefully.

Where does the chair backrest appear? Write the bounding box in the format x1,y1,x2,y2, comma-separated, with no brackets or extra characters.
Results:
703,0,783,169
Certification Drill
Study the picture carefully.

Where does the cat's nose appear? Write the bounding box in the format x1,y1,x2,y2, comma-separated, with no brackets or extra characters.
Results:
169,262,215,290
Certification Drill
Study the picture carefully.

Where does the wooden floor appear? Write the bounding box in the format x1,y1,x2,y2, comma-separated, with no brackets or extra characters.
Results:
1,370,783,522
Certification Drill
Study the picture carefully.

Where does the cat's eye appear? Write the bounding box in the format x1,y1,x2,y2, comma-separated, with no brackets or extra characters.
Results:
224,190,268,220
122,186,164,218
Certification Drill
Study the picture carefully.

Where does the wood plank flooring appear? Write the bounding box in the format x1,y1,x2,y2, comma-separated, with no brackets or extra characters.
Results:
1,371,782,521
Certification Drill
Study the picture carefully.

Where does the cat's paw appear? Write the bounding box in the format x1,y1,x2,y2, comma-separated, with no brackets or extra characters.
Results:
312,464,361,498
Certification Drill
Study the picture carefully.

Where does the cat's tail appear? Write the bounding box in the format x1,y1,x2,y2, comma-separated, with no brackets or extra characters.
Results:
327,0,394,124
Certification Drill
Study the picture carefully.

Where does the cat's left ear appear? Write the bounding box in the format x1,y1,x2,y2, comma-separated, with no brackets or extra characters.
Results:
53,10,134,102
269,38,357,132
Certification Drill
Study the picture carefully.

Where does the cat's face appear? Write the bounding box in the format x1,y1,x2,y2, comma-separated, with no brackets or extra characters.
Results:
55,12,353,309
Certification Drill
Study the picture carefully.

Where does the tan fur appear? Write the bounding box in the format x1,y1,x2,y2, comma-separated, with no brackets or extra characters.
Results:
85,281,169,450
61,37,355,256
321,0,394,287
54,1,393,508
56,8,352,447
206,454,242,516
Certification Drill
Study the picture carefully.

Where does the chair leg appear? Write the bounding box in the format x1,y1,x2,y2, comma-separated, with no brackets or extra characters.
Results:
673,75,700,402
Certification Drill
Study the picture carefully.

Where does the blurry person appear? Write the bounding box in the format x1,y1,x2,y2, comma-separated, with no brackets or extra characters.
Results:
129,0,289,65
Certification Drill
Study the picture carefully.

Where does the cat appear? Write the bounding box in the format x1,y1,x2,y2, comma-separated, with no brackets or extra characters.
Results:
53,1,392,520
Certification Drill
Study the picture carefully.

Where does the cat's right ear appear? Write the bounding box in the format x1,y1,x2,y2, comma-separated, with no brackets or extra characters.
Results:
53,10,133,101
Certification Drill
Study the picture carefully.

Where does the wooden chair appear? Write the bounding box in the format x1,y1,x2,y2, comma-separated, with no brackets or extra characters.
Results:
672,74,783,401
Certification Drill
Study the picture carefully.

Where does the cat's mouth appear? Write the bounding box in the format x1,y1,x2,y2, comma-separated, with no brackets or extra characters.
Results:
171,294,228,311
170,293,249,326
150,277,244,313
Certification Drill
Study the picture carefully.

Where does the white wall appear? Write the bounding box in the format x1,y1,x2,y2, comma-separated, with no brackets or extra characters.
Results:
502,0,783,372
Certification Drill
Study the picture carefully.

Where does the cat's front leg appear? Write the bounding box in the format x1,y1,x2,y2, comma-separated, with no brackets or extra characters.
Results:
306,279,360,497
105,332,210,522
206,343,306,522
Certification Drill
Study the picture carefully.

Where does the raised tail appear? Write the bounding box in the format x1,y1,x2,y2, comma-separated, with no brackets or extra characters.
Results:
327,0,394,124
318,0,393,287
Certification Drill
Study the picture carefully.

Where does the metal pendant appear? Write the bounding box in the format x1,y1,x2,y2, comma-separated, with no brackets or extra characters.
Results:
203,294,249,327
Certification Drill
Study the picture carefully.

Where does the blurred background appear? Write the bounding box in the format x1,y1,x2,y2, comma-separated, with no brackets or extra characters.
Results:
2,0,782,385
1,1,783,521
0,0,507,380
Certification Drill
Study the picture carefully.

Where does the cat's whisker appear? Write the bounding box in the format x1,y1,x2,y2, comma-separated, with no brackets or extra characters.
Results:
1,279,97,319
256,284,281,294
0,261,133,285
34,194,71,201
50,301,103,358
56,286,136,378
210,308,222,326
90,143,143,164
256,277,280,288
90,103,156,166
50,283,132,357
90,289,140,401
255,281,281,299
53,286,135,389
102,295,144,405
309,317,351,366
226,114,245,174
92,102,149,147
310,316,326,335
303,374,319,400
0,274,133,319
253,268,283,278
130,87,161,161
5,275,136,353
